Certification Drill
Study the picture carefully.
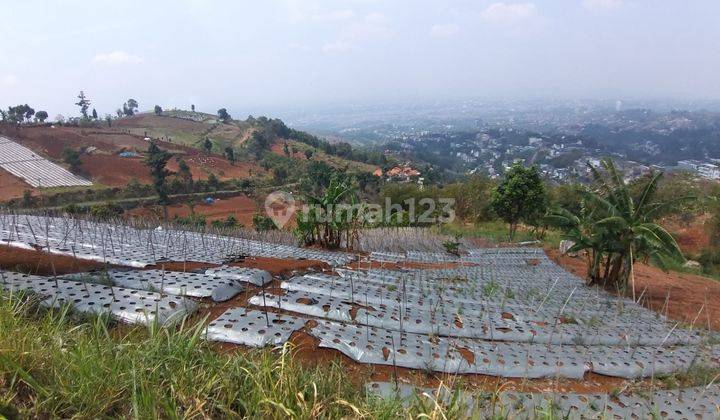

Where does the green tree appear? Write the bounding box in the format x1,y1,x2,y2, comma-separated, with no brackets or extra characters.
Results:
92,108,98,120
217,108,231,122
75,91,90,118
191,104,195,112
546,158,688,298
126,99,138,115
304,149,313,160
62,148,82,173
203,138,213,153
246,132,269,160
6,105,34,124
24,106,35,122
444,175,495,223
154,105,163,115
224,147,235,164
22,190,36,208
145,141,172,219
283,142,290,156
176,158,194,193
35,111,48,123
490,162,548,240
273,166,288,185
207,173,220,191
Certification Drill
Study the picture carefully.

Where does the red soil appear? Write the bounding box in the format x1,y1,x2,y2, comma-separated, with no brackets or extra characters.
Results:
270,142,308,160
125,195,259,227
81,154,153,185
663,214,711,256
548,249,720,331
0,245,105,275
0,170,35,199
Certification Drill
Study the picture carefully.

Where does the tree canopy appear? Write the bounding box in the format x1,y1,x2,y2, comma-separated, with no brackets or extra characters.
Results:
490,162,548,240
217,108,231,122
144,141,173,208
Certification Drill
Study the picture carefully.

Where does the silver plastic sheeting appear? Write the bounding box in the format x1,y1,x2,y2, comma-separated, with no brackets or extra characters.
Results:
366,381,720,420
103,269,245,302
368,247,546,264
204,266,272,287
204,307,307,347
0,214,356,267
0,136,93,188
281,273,700,347
248,290,354,322
0,270,197,326
310,319,589,378
307,319,702,379
253,288,698,346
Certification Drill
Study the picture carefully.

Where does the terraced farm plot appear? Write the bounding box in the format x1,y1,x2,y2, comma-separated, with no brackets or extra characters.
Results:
1,213,719,417
0,136,92,188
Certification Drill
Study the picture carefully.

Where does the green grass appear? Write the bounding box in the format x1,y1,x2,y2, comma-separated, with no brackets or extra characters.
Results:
2,292,716,419
0,292,496,419
441,221,563,248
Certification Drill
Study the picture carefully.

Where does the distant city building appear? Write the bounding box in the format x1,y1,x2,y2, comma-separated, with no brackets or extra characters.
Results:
386,165,421,182
677,160,720,180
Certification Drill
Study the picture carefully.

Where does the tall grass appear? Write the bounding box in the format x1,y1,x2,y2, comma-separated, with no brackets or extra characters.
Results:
441,221,563,248
0,292,409,419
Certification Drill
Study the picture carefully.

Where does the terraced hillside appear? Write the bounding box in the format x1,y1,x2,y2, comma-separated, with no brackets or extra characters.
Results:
0,123,260,191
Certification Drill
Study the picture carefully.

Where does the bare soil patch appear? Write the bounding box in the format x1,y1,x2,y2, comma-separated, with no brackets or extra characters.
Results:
229,256,330,277
0,169,35,199
547,248,720,330
0,245,105,275
125,195,259,227
81,154,152,186
663,214,711,256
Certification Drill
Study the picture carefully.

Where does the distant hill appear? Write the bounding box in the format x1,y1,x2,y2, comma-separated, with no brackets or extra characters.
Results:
0,111,382,202
114,111,382,172
114,111,255,150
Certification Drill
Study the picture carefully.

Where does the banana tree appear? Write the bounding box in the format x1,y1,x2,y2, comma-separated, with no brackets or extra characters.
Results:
548,158,689,298
297,176,358,249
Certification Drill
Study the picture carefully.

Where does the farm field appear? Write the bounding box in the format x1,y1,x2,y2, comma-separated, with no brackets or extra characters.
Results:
0,122,264,191
0,136,91,188
0,213,718,418
125,194,260,227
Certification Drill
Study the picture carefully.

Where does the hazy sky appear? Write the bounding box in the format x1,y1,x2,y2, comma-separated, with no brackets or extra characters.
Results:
2,0,720,118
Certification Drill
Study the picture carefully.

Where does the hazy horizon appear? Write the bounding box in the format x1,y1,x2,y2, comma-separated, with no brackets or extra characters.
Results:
3,0,720,118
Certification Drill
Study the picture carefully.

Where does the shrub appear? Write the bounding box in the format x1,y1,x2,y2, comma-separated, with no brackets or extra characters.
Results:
89,202,123,220
252,214,277,231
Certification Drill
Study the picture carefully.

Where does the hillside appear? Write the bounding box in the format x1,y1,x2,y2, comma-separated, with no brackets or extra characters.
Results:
0,123,261,191
114,111,254,150
114,111,381,173
0,112,380,201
